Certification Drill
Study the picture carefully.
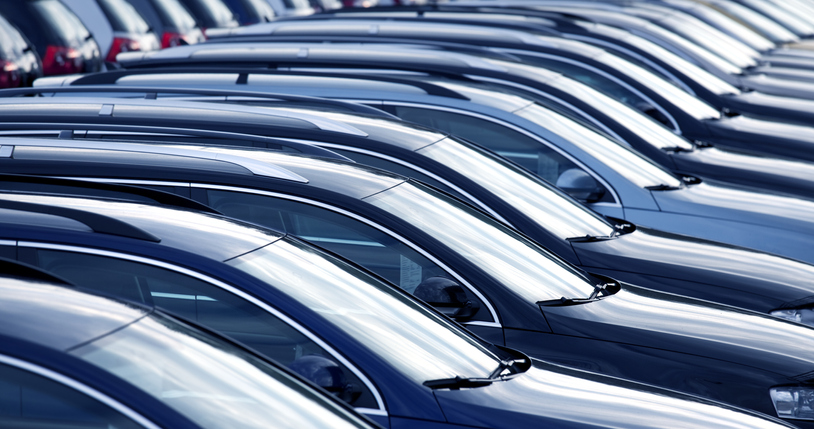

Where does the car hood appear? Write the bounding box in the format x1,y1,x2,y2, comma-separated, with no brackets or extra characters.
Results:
434,359,791,428
647,181,814,262
542,284,814,378
571,226,814,312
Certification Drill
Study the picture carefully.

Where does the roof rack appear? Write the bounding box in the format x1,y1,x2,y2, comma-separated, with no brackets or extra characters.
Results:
0,198,161,243
0,122,352,162
0,137,310,183
0,256,75,286
0,173,221,214
26,67,471,101
0,85,399,119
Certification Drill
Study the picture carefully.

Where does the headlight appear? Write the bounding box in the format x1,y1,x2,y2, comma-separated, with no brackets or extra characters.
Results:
770,308,814,327
771,386,814,420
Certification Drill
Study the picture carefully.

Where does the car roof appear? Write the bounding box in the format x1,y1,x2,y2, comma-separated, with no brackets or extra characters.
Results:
0,136,408,199
0,274,148,351
0,184,285,261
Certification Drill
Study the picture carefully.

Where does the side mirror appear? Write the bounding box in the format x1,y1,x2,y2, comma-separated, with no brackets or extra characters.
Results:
556,169,606,203
289,355,361,404
414,277,480,322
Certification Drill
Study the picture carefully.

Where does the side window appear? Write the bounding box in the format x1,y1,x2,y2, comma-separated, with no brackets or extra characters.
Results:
205,190,492,322
393,106,607,190
0,362,143,428
29,249,378,409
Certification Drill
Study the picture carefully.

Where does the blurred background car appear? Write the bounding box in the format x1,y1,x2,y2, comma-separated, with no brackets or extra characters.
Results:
62,0,161,63
0,0,101,76
0,12,41,87
177,0,239,33
127,0,205,48
221,0,276,24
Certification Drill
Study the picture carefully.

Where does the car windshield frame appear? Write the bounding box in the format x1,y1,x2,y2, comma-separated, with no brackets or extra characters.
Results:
418,136,617,240
513,101,683,189
72,311,373,429
364,180,600,303
227,237,504,384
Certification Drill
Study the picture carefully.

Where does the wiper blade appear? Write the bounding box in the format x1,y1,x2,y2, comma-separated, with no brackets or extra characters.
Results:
645,184,681,191
566,234,611,242
423,376,493,390
488,358,527,379
537,282,613,307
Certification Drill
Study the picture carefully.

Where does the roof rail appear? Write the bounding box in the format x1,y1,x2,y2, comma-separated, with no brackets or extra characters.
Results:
26,67,471,101
0,137,310,183
0,257,75,286
0,198,161,243
0,122,352,162
0,173,221,214
0,85,400,119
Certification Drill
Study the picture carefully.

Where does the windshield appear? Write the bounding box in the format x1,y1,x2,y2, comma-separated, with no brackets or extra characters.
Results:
72,312,372,429
514,103,682,189
488,58,698,152
366,181,598,302
227,238,502,383
595,51,721,120
579,22,740,95
419,137,616,240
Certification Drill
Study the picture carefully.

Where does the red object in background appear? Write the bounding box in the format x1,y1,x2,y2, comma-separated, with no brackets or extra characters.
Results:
106,36,141,62
0,59,20,88
41,45,82,76
161,31,196,48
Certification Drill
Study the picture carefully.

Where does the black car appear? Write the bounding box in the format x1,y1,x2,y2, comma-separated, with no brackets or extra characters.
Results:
0,0,101,76
128,0,206,48
0,11,41,87
0,260,384,429
2,137,814,424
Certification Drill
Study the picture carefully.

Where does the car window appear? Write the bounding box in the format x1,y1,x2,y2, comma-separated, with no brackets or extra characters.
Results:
205,190,493,312
152,0,197,31
0,362,143,428
98,0,151,33
31,248,378,409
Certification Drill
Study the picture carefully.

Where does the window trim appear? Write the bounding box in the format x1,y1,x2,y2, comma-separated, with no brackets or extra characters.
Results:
0,353,162,429
17,241,388,415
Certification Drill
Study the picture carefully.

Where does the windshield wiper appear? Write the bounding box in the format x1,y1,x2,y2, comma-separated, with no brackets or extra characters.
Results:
488,358,527,379
537,281,615,307
423,376,493,390
645,183,681,191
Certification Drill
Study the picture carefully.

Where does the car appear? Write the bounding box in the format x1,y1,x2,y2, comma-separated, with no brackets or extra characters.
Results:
0,12,41,87
0,0,102,76
177,0,240,32
0,259,384,429
2,138,814,424
1,177,794,428
61,0,161,63
221,0,276,24
127,0,206,48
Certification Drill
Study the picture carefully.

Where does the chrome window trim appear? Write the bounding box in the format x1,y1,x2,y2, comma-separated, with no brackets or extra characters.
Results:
189,183,502,327
276,139,513,225
0,354,163,429
498,49,681,133
59,178,192,188
563,34,695,95
376,102,622,208
0,239,17,245
16,241,388,415
464,74,629,144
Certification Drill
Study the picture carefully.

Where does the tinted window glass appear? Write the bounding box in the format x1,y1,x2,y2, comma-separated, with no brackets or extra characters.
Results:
98,0,151,33
0,362,142,428
32,249,377,409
